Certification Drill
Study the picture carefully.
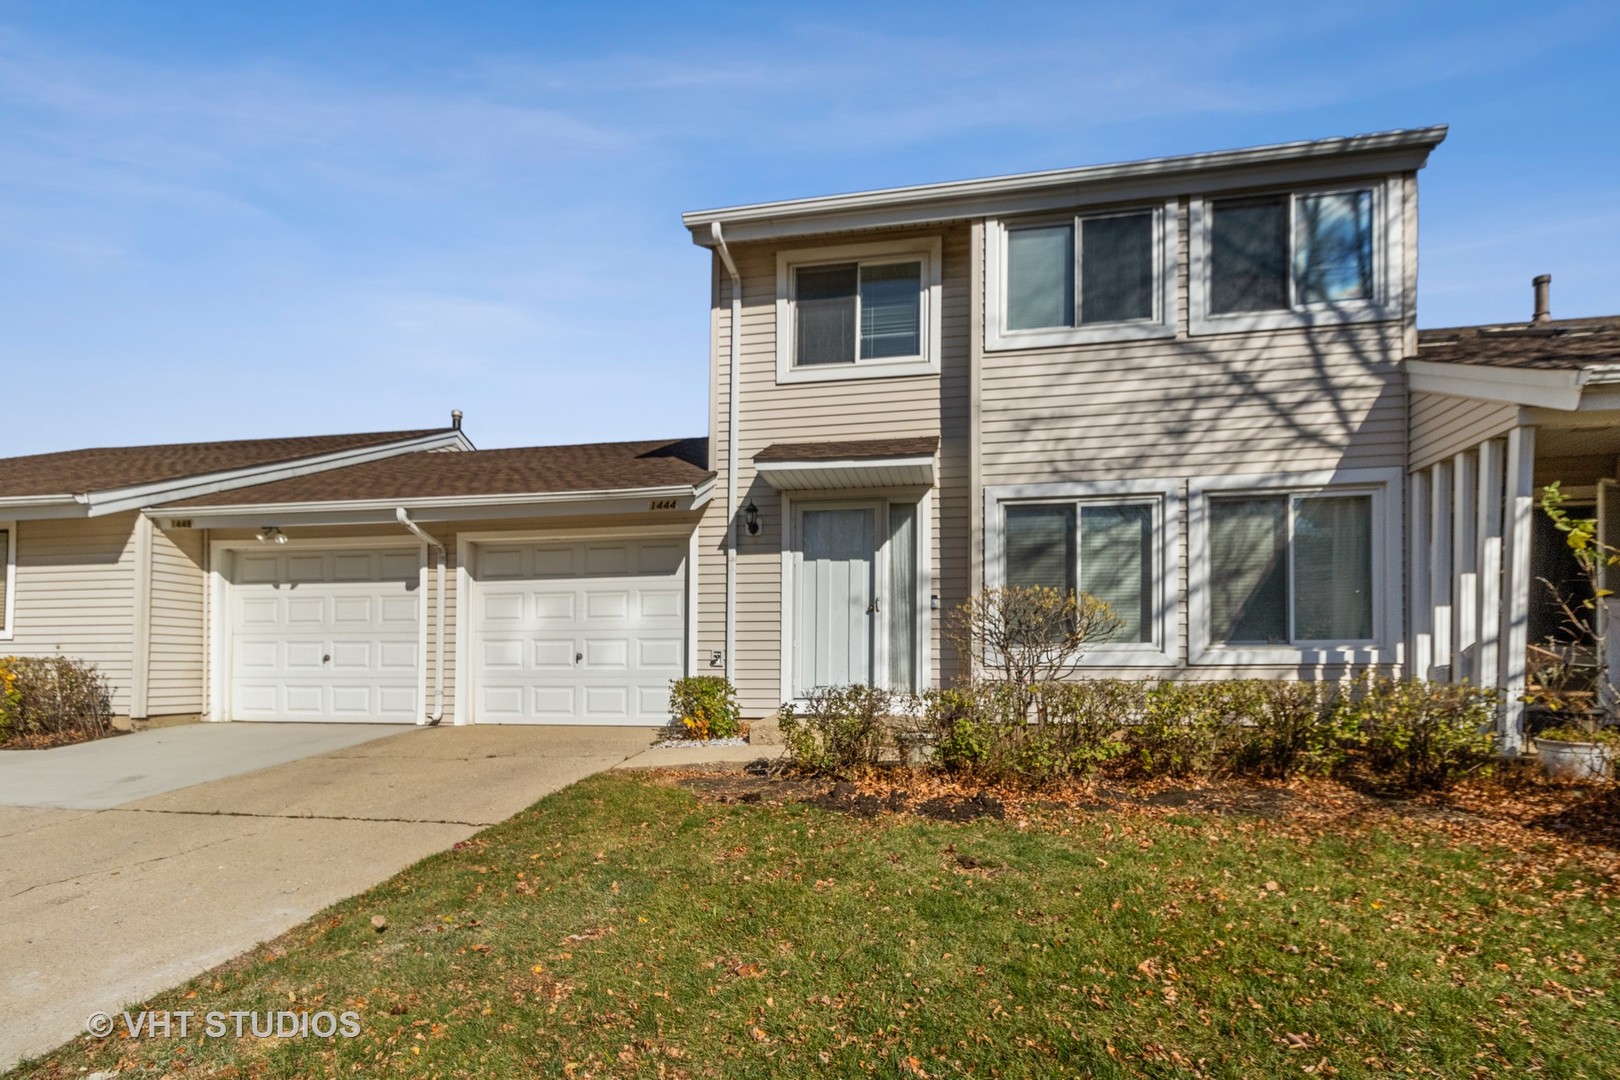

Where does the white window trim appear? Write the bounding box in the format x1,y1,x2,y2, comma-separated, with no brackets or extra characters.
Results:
984,200,1178,351
983,479,1180,667
0,520,14,640
778,491,932,704
1188,179,1402,335
1187,467,1403,666
776,237,943,384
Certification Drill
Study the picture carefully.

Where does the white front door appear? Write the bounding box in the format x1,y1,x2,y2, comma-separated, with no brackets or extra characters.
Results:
794,507,876,695
469,538,686,724
226,547,421,722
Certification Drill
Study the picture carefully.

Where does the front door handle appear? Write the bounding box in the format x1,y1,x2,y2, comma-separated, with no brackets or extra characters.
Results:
866,597,880,615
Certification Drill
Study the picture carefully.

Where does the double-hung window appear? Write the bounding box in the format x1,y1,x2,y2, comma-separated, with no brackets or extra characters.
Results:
987,203,1176,349
1001,500,1158,648
776,238,942,383
1206,491,1375,648
1193,183,1392,331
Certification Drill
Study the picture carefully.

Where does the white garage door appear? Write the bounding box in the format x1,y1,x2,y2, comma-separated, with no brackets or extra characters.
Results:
227,547,421,723
471,538,686,724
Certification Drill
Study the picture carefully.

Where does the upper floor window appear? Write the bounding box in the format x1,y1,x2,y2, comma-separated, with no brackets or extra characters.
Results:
1192,182,1397,333
776,237,942,383
985,202,1177,351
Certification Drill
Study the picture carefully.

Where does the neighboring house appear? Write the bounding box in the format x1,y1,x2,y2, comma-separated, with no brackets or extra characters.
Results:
3,124,1613,748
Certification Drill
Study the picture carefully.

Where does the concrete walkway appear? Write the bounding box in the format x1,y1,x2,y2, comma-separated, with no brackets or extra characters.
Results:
0,723,660,1069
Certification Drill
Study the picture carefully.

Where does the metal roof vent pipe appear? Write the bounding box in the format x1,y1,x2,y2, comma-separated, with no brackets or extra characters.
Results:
1532,274,1552,324
451,409,463,430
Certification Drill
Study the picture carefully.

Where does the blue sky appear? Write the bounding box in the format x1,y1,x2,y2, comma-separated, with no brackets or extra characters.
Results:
2,1,1616,456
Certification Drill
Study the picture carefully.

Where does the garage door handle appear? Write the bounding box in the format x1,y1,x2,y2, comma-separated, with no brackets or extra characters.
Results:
323,654,331,664
575,652,583,664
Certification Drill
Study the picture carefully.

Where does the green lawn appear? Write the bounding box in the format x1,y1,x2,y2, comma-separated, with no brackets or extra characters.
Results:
14,772,1617,1079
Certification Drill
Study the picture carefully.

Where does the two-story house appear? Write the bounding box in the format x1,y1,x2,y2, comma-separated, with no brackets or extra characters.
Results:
681,125,1439,721
4,123,1615,750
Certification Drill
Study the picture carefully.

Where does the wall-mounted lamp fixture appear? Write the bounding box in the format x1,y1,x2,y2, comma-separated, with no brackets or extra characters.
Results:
743,501,761,536
256,526,288,545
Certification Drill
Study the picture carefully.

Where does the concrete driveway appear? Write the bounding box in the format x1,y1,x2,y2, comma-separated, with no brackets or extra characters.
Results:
0,722,656,1069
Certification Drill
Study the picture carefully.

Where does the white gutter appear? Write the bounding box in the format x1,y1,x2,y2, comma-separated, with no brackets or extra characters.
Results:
153,479,715,520
712,221,741,684
395,508,446,726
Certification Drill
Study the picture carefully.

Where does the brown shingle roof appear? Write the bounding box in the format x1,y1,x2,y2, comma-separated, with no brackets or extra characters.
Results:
0,429,453,498
1416,316,1620,371
163,438,712,508
755,437,939,463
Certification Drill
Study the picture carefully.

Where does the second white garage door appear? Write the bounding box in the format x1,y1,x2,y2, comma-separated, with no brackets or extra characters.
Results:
470,538,686,724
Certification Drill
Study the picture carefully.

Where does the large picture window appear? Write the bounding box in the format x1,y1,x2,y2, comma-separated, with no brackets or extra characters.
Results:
1208,491,1373,646
1195,184,1388,331
987,203,1176,350
1003,501,1155,645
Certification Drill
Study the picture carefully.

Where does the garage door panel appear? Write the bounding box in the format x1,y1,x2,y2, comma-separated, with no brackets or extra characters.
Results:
482,593,524,621
470,539,686,725
531,638,576,669
585,590,628,619
584,546,629,574
227,547,420,723
584,638,629,668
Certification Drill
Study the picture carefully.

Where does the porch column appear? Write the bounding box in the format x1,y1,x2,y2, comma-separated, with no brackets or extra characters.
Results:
1409,469,1433,679
1499,425,1537,754
1429,459,1454,681
1452,450,1479,683
1475,439,1505,692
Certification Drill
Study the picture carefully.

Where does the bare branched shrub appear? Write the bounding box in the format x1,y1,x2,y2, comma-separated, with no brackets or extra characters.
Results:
0,655,113,745
945,586,1121,703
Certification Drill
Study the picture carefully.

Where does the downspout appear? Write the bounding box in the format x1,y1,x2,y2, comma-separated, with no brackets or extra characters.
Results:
395,508,446,726
712,221,741,684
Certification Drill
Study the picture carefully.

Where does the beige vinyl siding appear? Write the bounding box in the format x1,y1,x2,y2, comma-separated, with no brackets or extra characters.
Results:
698,225,970,716
208,511,701,724
1408,391,1519,472
981,193,1410,681
0,526,10,632
7,513,139,716
146,525,207,717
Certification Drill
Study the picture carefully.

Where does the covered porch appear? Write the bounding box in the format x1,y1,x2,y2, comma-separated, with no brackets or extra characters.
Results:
1407,314,1620,751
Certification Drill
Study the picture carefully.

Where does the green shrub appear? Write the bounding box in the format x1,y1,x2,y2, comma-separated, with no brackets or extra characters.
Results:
0,655,113,745
1347,677,1497,789
921,688,990,773
668,676,741,740
922,681,1130,783
1536,725,1620,748
1125,681,1250,778
1230,680,1353,778
779,685,892,777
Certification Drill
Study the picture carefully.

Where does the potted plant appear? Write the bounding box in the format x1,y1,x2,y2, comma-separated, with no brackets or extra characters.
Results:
1533,724,1619,782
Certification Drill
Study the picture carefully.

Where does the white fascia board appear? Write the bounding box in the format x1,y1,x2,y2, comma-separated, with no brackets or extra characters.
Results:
683,126,1447,245
148,481,713,530
85,431,474,517
1406,359,1586,410
0,495,89,520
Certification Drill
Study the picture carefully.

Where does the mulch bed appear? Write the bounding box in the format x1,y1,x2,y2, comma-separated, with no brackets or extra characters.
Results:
637,760,1620,879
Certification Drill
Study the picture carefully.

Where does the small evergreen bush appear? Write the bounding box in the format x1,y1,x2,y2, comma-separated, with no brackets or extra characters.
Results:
667,676,741,740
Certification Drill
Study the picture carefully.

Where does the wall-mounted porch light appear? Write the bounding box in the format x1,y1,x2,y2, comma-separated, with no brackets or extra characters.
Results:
256,526,288,544
743,501,761,536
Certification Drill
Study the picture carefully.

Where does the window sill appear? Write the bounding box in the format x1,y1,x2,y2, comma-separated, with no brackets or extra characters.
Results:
1078,645,1178,668
1191,643,1392,667
985,320,1177,353
776,358,940,385
1188,303,1397,337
